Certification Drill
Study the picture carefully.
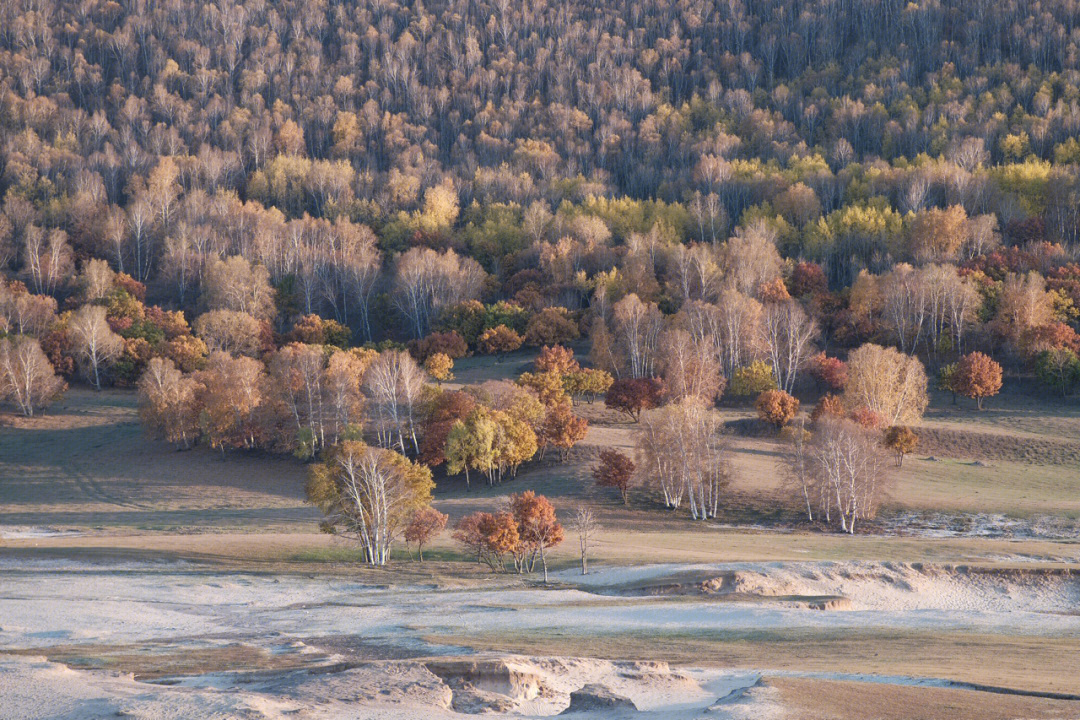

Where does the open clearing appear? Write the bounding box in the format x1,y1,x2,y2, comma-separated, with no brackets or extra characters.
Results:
3,376,1080,717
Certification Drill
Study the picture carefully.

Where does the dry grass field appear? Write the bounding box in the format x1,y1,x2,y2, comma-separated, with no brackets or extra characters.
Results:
3,353,1080,718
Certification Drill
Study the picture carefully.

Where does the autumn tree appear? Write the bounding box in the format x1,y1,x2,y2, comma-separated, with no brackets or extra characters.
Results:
0,336,66,416
137,357,200,448
516,370,569,406
908,205,968,264
565,368,614,403
539,401,588,461
509,491,564,581
954,351,1003,410
811,393,846,424
68,305,124,389
809,418,891,534
306,441,434,566
201,255,277,320
194,310,265,357
844,344,928,426
0,282,58,337
490,409,538,480
424,352,454,384
478,324,523,359
994,272,1053,354
634,397,730,520
323,349,368,444
729,360,777,396
534,344,580,376
409,331,468,362
808,353,848,391
524,307,580,346
453,511,520,571
756,389,799,428
196,352,267,450
604,377,664,422
884,426,918,467
592,449,635,504
404,507,448,561
418,390,476,468
445,407,497,487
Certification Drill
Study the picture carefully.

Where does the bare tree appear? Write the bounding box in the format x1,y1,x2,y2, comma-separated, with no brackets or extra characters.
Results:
364,349,427,453
572,505,599,575
722,220,782,297
810,418,891,533
393,248,484,338
635,398,731,519
762,300,818,393
78,259,116,302
612,293,664,378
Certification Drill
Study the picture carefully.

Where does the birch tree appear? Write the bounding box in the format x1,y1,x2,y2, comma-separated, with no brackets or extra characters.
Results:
306,441,434,566
762,300,818,393
68,305,123,389
0,336,65,416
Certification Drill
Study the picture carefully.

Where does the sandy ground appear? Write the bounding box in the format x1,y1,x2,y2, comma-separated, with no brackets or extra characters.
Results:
2,557,1080,718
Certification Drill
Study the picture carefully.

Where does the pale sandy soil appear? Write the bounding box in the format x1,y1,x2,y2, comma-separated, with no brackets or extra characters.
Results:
2,558,1080,718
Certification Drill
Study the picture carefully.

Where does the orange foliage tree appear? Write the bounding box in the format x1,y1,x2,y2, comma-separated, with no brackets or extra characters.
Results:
955,351,1003,410
756,389,799,428
509,491,564,581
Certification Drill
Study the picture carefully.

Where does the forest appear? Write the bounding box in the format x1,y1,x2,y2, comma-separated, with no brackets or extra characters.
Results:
3,0,1080,561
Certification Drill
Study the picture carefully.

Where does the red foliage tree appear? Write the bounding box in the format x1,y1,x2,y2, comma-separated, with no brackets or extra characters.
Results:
592,449,635,504
404,507,448,561
789,261,828,297
604,377,665,422
420,390,477,466
808,352,848,390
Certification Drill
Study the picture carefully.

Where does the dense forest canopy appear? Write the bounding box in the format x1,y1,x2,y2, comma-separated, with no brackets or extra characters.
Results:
3,0,1080,398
